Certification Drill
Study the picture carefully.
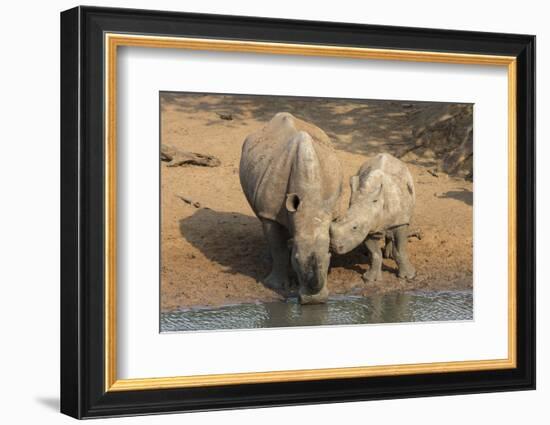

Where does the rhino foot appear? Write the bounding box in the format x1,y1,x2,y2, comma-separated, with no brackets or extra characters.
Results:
299,285,329,305
362,268,382,282
397,264,416,280
262,272,289,293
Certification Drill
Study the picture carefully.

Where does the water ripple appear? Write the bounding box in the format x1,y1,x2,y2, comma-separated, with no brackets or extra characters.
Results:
161,290,473,333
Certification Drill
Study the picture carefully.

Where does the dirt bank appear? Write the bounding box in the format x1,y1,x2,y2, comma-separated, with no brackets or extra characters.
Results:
160,93,473,312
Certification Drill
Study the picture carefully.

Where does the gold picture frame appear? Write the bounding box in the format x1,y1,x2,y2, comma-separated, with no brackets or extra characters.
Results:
104,34,517,392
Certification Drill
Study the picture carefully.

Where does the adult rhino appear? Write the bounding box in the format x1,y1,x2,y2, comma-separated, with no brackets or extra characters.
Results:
239,112,343,304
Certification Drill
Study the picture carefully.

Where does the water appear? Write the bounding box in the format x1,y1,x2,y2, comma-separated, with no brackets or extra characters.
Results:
160,290,473,333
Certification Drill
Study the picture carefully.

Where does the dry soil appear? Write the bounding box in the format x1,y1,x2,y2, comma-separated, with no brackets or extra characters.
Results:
160,93,473,312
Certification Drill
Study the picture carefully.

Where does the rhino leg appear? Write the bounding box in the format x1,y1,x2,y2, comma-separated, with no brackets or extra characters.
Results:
393,225,416,280
261,218,290,293
383,233,394,259
363,236,383,282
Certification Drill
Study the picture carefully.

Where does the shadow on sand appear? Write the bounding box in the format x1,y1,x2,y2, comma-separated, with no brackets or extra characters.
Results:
179,208,267,280
438,188,473,206
161,92,465,159
179,208,376,291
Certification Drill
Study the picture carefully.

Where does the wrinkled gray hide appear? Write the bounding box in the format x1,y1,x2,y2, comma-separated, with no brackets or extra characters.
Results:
239,113,343,303
330,153,416,281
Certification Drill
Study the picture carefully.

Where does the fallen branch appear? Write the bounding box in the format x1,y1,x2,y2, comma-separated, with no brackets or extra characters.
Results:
161,144,221,168
217,113,233,121
177,195,201,208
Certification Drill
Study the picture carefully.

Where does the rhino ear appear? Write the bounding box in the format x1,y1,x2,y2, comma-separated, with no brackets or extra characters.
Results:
350,175,360,193
285,193,301,213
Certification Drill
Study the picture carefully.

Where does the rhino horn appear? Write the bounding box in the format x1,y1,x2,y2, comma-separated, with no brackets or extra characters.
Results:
289,131,322,200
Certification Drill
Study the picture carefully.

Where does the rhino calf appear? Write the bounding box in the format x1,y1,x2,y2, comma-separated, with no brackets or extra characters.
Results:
330,153,416,281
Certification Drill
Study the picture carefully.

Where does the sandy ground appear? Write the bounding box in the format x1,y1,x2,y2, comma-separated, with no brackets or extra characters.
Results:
160,93,473,312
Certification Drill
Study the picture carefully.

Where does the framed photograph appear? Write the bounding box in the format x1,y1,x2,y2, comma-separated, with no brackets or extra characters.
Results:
60,6,535,419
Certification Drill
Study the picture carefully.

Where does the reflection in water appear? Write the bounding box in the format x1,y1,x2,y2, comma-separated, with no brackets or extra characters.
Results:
160,291,473,333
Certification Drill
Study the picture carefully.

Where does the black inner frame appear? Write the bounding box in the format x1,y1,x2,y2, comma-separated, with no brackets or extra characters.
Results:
60,6,535,419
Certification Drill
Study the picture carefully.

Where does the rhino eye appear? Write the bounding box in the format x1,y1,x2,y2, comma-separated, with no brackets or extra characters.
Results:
372,199,378,203
352,225,358,231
